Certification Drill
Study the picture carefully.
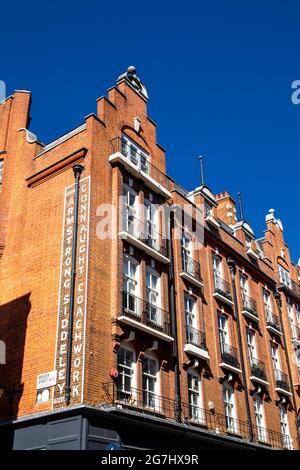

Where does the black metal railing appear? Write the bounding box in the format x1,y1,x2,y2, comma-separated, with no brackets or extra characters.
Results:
111,137,171,191
100,382,291,449
214,274,232,301
265,308,281,333
181,252,203,284
279,278,300,300
242,294,258,318
291,323,300,342
101,382,177,418
220,342,240,369
290,279,300,298
181,401,249,439
121,211,168,258
186,325,208,352
250,357,267,382
121,290,171,337
274,369,290,393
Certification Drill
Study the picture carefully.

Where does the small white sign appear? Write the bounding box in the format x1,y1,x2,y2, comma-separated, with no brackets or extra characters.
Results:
37,371,57,390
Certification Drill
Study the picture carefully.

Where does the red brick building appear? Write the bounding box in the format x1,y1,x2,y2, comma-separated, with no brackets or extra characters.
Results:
0,67,299,450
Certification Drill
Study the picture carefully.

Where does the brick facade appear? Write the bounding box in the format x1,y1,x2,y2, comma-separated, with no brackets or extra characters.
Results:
0,68,299,450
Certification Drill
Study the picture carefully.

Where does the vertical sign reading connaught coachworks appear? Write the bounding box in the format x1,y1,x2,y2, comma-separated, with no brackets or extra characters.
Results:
53,176,90,407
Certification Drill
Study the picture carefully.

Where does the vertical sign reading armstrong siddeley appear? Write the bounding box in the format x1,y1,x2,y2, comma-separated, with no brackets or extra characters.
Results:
53,176,90,408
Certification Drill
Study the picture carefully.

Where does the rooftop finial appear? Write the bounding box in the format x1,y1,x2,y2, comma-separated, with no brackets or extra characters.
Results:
116,66,149,101
199,156,205,185
237,192,245,221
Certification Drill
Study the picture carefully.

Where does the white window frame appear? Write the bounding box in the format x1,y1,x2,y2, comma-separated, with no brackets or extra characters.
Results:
253,394,267,442
278,264,291,288
117,343,136,401
246,328,257,363
0,159,4,185
123,254,140,315
223,382,238,434
142,352,160,410
279,404,292,449
213,255,222,277
218,313,229,347
271,342,280,371
121,134,149,173
187,369,204,424
146,266,161,325
123,184,138,235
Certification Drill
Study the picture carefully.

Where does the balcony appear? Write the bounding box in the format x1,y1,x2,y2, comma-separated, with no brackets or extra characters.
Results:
184,325,210,361
246,247,260,260
213,274,234,306
242,295,260,322
109,137,171,199
291,324,300,346
279,278,300,302
100,382,291,449
118,290,174,342
119,213,170,264
219,342,241,374
250,357,269,386
205,214,220,228
274,369,291,396
265,309,282,336
179,253,204,289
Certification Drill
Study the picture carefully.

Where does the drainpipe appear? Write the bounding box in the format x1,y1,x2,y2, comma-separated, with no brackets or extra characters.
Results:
168,210,182,422
274,290,299,449
65,164,84,406
227,257,254,441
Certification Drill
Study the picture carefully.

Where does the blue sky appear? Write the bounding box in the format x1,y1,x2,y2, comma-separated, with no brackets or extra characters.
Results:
1,0,299,262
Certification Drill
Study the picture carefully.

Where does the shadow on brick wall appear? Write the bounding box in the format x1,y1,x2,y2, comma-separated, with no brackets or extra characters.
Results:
0,293,31,447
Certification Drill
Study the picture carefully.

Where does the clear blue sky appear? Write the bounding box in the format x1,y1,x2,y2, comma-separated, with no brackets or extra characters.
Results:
1,0,299,262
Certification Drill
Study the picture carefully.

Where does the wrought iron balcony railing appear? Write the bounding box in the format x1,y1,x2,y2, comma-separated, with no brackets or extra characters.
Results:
121,290,171,336
111,137,171,192
186,325,208,351
100,382,291,449
220,342,240,369
279,278,300,300
250,357,267,382
274,369,290,393
121,211,168,259
182,252,203,284
214,274,233,301
242,294,258,318
265,308,281,333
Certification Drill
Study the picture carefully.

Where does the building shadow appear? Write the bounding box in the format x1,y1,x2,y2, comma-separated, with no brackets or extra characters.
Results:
0,293,31,449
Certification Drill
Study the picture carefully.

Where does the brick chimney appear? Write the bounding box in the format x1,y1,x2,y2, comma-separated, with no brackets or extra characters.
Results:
215,191,237,226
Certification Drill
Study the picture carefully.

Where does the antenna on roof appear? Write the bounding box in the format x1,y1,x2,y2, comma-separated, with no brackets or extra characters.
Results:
237,192,245,221
199,156,205,186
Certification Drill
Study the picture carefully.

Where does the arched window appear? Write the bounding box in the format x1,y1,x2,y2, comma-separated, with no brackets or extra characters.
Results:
187,368,204,424
142,351,159,411
117,343,136,402
223,382,237,434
